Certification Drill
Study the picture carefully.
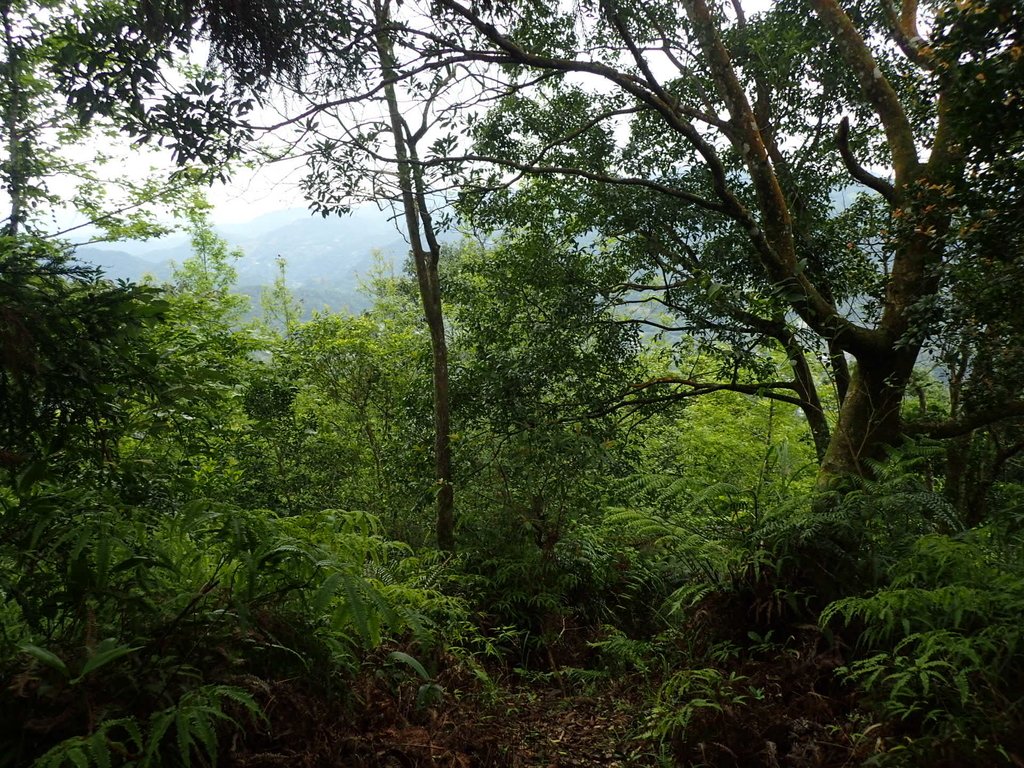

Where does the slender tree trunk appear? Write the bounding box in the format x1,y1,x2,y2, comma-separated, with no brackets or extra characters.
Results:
1,0,27,237
374,1,455,551
781,332,830,463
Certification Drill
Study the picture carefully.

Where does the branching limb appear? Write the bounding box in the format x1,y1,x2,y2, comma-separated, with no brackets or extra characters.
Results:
836,117,896,202
807,0,919,184
905,402,1024,439
422,152,728,212
586,377,810,418
881,0,935,70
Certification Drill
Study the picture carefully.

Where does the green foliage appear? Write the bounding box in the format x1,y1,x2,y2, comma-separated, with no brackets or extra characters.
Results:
446,235,639,427
259,257,302,336
0,247,475,765
0,469,468,763
145,685,264,768
31,685,263,768
230,297,434,527
645,668,752,743
0,238,169,465
4,3,1024,761
602,394,822,623
822,530,1024,763
588,626,665,677
166,202,250,330
33,718,143,768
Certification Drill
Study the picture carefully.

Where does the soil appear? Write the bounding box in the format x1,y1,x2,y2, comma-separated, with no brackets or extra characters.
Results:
225,638,874,768
229,673,660,768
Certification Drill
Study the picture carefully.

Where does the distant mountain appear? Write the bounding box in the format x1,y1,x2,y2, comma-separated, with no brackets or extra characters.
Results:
74,247,174,282
73,205,422,316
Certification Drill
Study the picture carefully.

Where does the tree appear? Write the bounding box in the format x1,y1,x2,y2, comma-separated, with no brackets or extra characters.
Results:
415,0,1023,491
247,0,463,549
261,256,303,336
0,238,167,472
48,0,1023,499
373,0,456,550
0,0,215,475
1,0,200,242
166,199,250,331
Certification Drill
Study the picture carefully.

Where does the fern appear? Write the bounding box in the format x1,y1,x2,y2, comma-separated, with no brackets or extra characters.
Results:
146,685,264,768
33,719,143,768
645,668,750,742
823,526,1024,762
31,686,263,768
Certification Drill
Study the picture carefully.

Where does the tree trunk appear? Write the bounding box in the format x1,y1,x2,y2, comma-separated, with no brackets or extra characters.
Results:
1,1,27,237
818,347,918,485
781,332,830,463
375,1,455,551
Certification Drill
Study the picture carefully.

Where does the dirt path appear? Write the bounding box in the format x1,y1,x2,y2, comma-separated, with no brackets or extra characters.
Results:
472,686,658,767
232,674,660,767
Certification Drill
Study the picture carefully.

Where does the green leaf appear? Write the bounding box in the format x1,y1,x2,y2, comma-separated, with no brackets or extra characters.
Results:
67,747,88,768
388,650,430,680
72,641,142,684
176,709,193,768
88,732,111,768
341,574,372,644
312,571,345,614
189,710,218,768
146,711,174,762
20,644,69,677
415,682,444,710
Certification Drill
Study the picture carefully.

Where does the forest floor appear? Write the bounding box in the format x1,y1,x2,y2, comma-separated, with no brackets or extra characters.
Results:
229,670,661,767
225,633,869,767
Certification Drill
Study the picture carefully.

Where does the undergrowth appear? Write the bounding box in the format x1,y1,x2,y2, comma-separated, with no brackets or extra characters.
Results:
600,445,1024,766
0,476,475,767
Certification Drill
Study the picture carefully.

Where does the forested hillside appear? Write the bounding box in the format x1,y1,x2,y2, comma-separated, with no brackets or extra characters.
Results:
1,0,1022,766
73,205,427,316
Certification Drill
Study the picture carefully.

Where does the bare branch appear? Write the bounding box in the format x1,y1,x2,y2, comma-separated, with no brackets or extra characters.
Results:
585,377,810,418
424,152,728,212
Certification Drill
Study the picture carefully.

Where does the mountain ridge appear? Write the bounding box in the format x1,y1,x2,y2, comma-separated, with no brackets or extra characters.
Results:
73,205,420,315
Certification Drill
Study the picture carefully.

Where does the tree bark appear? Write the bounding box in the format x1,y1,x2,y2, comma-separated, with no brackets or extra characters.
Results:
783,336,831,464
818,346,918,484
437,0,960,494
1,0,27,237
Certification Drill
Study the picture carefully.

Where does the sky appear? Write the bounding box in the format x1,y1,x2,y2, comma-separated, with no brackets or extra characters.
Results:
206,162,308,224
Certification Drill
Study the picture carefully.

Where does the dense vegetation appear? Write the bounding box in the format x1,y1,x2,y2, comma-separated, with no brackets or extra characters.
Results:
1,0,1022,765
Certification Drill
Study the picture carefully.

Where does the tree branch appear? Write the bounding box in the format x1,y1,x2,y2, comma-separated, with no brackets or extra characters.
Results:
424,152,728,213
836,117,896,202
585,377,810,418
881,0,935,69
905,402,1024,439
807,0,919,184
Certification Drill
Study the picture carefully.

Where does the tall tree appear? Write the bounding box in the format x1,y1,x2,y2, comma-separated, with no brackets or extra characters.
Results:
417,0,1023,488
373,0,455,551
49,0,1023,499
268,0,460,549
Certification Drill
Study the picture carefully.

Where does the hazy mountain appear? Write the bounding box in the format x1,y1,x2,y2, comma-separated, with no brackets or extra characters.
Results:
74,247,174,282
73,205,419,315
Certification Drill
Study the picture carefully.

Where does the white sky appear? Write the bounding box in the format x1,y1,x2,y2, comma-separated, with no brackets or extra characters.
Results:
206,161,308,223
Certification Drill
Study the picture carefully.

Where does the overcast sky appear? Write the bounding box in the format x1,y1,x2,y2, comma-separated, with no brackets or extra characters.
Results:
206,161,308,223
